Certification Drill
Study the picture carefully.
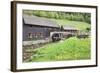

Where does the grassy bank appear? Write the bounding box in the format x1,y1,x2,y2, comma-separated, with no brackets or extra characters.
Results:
50,19,90,31
28,37,91,62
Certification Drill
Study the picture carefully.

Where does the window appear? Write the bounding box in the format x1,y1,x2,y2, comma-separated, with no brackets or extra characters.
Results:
28,33,32,39
40,32,44,38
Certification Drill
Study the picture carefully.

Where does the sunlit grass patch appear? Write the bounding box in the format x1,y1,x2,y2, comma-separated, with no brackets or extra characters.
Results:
50,19,90,31
28,37,91,62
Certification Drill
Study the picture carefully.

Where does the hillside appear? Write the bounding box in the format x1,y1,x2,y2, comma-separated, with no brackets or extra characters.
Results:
23,10,91,31
50,18,90,31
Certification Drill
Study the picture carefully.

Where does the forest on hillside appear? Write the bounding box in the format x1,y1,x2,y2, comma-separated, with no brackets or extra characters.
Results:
23,10,91,24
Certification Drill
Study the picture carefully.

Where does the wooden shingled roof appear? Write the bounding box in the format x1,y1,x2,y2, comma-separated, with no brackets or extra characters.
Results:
23,15,59,28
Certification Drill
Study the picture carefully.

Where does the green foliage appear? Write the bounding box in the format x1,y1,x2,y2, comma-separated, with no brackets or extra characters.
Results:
23,10,91,24
28,37,91,62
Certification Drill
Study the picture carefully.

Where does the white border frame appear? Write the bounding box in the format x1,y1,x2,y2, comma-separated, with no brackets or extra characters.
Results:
15,3,97,70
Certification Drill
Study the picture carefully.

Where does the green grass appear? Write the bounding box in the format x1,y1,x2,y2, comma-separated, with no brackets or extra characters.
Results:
28,37,91,62
50,19,90,31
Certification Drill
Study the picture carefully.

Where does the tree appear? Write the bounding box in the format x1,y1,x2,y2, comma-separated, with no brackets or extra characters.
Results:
23,10,91,24
86,27,91,32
